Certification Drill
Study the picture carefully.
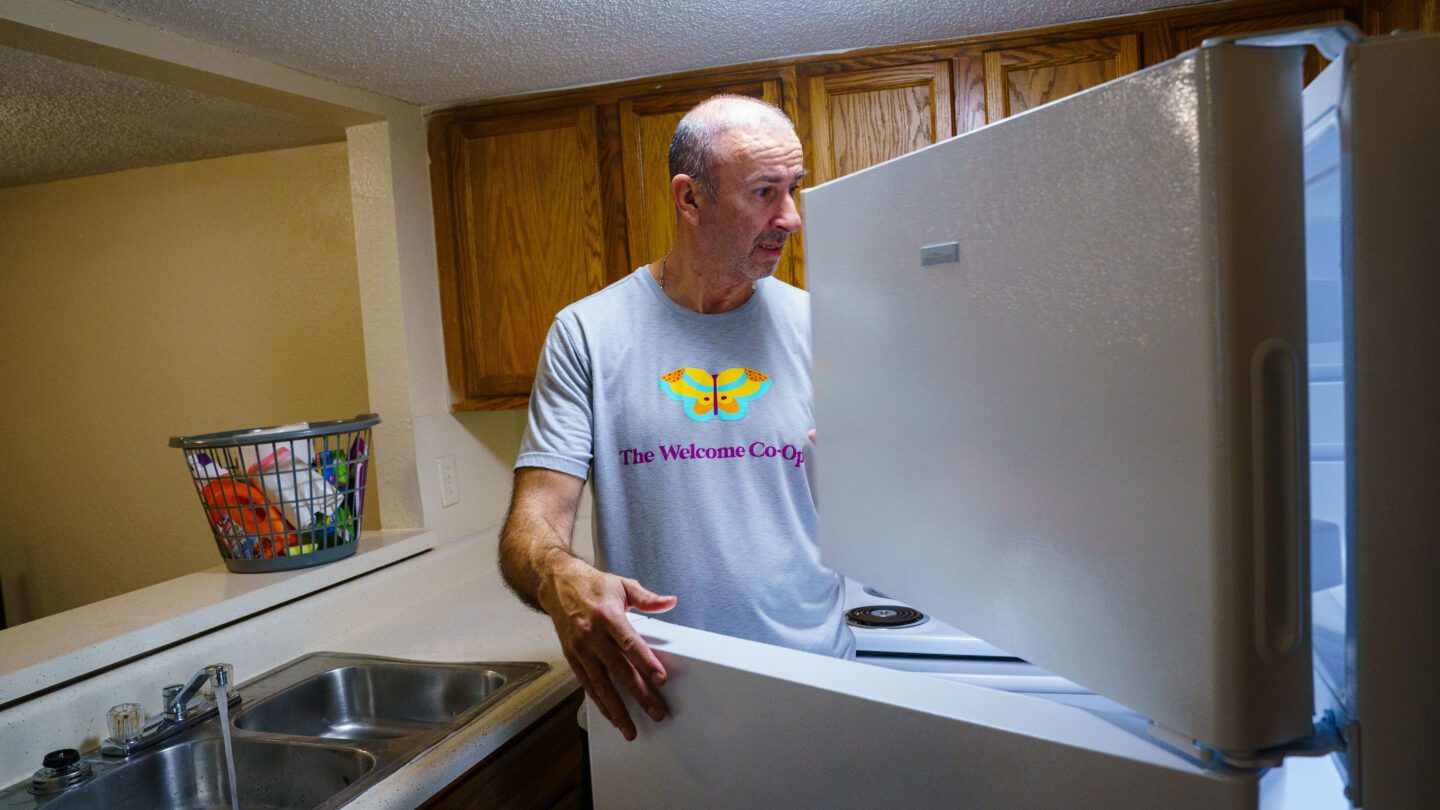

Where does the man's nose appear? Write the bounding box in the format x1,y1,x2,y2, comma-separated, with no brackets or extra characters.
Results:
773,191,802,233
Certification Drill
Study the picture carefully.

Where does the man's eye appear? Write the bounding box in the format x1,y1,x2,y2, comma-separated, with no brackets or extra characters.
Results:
755,188,772,199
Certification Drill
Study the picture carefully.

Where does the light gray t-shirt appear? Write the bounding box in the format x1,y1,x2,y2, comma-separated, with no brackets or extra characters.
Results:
517,266,853,658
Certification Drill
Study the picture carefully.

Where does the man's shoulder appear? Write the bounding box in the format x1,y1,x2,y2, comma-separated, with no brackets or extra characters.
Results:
765,276,809,304
761,277,810,322
554,270,648,327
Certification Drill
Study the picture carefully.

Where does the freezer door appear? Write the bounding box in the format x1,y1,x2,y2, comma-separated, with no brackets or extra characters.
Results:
805,45,1314,754
590,617,1264,809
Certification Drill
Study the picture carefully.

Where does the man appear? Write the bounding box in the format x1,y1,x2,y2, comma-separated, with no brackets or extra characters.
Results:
498,95,853,749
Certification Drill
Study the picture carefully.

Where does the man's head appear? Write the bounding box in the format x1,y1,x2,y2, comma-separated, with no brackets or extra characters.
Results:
668,95,806,282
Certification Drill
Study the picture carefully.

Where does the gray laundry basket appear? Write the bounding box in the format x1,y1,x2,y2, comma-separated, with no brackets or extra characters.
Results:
169,414,379,573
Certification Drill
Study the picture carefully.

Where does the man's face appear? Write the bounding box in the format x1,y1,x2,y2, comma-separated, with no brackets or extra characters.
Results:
701,127,806,281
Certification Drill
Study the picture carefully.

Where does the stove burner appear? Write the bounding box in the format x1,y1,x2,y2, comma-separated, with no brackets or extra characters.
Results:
847,605,926,629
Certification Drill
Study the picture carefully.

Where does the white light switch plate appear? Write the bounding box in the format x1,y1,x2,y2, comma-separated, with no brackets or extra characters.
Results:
438,455,459,507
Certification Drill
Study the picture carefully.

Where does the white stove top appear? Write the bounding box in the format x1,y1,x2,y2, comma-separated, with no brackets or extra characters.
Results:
843,578,1016,658
843,578,1107,699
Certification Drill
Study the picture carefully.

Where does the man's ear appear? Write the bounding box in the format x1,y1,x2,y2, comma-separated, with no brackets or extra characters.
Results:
672,175,703,226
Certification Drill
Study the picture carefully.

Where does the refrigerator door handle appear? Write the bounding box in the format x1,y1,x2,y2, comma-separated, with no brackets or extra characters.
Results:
1201,21,1362,61
1250,339,1306,659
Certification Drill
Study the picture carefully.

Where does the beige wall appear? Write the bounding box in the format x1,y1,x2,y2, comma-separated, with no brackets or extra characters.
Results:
0,142,376,624
345,119,542,545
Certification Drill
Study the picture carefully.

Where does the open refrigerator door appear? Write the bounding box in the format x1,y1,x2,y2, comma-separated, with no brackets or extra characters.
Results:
590,27,1440,809
806,40,1313,759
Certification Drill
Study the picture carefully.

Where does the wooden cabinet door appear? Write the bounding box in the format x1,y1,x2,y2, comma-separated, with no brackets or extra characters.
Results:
617,80,798,285
441,107,607,410
422,690,584,808
980,34,1141,123
1366,0,1439,33
1172,8,1348,84
806,62,954,185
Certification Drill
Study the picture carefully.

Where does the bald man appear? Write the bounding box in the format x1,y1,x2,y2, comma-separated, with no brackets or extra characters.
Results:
499,96,853,748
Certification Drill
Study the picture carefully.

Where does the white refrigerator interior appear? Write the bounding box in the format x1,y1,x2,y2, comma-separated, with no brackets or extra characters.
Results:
590,28,1439,810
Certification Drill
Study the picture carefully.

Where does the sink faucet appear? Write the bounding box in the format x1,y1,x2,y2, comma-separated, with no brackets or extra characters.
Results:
164,664,228,721
101,664,238,757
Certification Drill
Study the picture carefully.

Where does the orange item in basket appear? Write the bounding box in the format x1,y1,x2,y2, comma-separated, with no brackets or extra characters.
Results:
201,478,296,558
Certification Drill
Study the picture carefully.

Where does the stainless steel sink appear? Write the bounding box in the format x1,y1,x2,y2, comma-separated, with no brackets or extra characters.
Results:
234,661,509,741
42,739,373,810
0,653,547,809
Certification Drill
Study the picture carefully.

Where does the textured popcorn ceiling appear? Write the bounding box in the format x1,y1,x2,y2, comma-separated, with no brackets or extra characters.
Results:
0,45,344,188
8,0,1199,187
73,0,1200,105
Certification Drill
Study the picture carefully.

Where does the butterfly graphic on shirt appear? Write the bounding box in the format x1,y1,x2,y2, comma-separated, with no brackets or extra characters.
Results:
659,367,771,422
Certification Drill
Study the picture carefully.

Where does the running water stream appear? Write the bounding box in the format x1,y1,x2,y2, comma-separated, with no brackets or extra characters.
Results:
215,683,240,810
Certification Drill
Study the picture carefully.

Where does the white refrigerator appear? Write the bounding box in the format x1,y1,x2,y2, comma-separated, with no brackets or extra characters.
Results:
590,26,1439,809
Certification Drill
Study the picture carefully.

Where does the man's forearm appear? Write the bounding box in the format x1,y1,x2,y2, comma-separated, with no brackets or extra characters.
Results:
498,505,586,613
498,470,674,742
498,467,588,612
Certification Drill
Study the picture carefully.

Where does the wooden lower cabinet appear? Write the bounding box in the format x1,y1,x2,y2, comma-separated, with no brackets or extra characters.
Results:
422,690,585,810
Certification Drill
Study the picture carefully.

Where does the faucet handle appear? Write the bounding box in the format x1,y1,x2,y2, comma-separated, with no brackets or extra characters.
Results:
161,684,185,720
106,703,145,743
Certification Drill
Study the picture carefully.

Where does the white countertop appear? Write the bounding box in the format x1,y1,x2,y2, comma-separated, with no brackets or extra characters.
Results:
0,528,437,706
0,527,582,803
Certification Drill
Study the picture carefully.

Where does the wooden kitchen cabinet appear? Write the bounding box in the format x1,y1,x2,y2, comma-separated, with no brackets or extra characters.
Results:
430,0,1378,411
1171,7,1348,82
422,689,584,809
1365,0,1440,31
980,34,1141,124
433,107,610,411
804,61,954,184
618,79,802,286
